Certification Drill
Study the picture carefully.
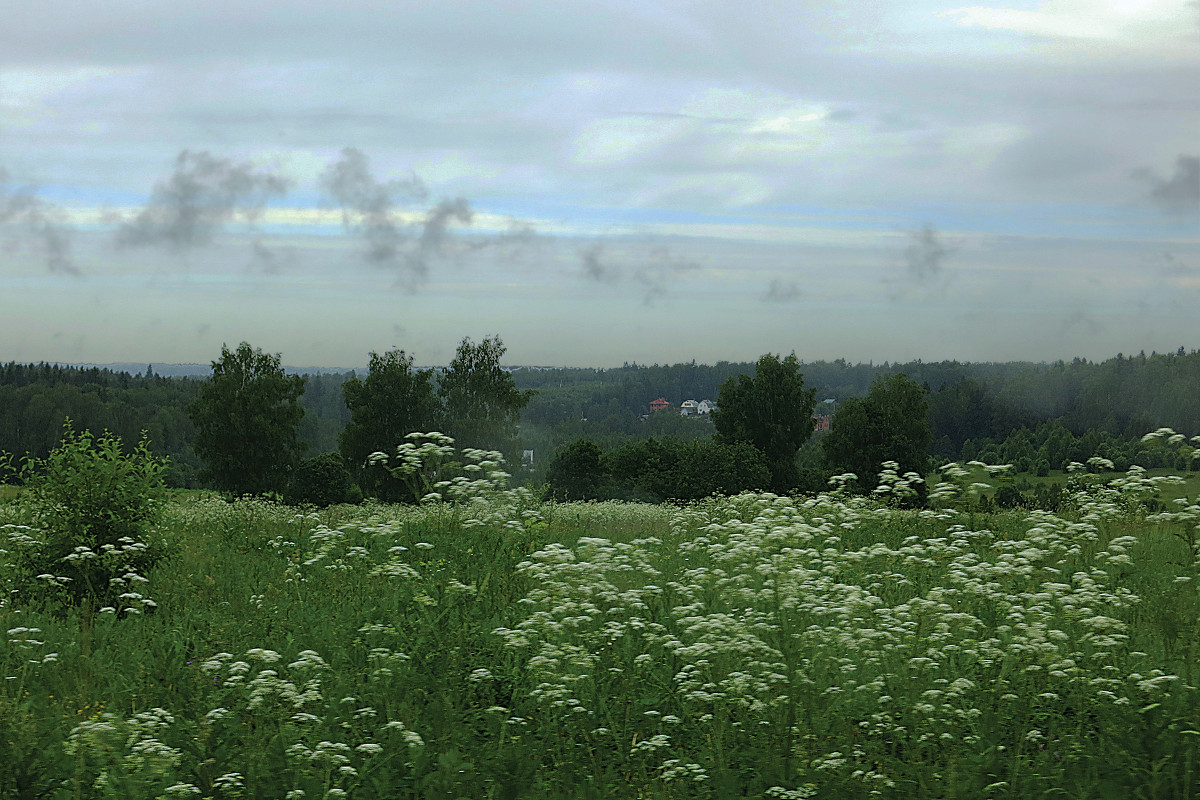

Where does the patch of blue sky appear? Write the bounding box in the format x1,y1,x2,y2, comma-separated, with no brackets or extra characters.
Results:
28,183,147,207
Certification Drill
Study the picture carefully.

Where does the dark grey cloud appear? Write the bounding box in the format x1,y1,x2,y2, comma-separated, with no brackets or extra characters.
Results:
903,223,950,284
420,198,472,251
1134,155,1200,220
580,241,697,304
0,168,78,275
117,150,291,251
581,242,619,283
321,147,425,267
321,148,486,287
762,278,802,303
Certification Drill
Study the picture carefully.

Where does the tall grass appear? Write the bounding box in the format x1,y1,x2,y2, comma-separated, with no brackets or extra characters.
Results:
2,470,1198,798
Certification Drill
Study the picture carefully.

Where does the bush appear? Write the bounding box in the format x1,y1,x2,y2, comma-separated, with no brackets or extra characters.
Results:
3,422,168,611
993,485,1025,509
285,452,361,507
547,440,606,501
600,437,771,503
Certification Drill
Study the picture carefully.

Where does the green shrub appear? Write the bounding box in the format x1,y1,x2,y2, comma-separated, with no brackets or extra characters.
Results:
547,439,606,501
285,452,361,507
3,422,168,611
993,484,1024,508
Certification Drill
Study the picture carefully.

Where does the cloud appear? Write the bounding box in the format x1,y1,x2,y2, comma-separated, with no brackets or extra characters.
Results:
1134,154,1200,220
580,242,619,283
1153,250,1197,278
903,223,951,284
579,241,697,304
762,278,802,303
116,150,291,251
0,167,78,275
321,148,479,287
247,238,296,275
1059,310,1103,336
320,147,427,265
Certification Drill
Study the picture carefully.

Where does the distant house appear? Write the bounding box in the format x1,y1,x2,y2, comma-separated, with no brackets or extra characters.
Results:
680,399,699,416
813,414,832,432
649,397,670,412
697,400,716,415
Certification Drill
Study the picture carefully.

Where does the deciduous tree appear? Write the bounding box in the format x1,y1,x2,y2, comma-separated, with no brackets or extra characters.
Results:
339,349,439,499
547,439,606,501
438,336,532,461
822,372,932,494
713,353,816,493
188,342,306,496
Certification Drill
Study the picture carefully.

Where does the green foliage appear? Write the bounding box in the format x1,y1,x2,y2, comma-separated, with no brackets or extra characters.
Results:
340,349,440,501
3,421,167,610
188,342,307,496
713,353,816,492
823,372,933,494
285,452,361,507
992,484,1024,508
547,439,606,501
602,436,771,502
437,336,533,462
4,458,1199,797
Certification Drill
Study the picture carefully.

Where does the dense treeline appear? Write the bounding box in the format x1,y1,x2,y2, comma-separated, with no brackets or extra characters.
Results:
524,350,1200,484
0,363,205,486
2,348,1198,494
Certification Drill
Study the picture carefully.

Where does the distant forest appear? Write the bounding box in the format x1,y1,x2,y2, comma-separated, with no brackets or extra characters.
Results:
1,349,1198,488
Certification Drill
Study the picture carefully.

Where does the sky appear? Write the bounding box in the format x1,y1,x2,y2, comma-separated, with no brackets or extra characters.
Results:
1,0,1197,368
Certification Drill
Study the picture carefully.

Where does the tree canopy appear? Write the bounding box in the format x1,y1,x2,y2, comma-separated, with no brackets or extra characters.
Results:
712,353,816,492
339,349,439,499
437,336,532,460
822,372,932,494
188,342,306,496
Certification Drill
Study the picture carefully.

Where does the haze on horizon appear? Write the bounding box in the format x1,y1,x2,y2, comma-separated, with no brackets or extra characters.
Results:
2,0,1198,369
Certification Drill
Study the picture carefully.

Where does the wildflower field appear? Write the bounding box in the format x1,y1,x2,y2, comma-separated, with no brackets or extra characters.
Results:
3,458,1200,798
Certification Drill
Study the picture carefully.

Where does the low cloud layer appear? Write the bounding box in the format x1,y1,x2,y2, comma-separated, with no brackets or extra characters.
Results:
0,168,77,275
580,242,698,304
1135,154,1200,220
321,148,480,288
903,223,950,285
117,151,291,252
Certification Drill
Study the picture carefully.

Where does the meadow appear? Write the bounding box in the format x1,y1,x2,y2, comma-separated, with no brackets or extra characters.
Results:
2,461,1199,799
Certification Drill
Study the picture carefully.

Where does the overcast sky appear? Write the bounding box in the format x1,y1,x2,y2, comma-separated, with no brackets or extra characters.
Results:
2,0,1197,367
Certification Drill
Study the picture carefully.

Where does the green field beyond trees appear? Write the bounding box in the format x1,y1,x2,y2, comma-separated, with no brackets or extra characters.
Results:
2,433,1200,798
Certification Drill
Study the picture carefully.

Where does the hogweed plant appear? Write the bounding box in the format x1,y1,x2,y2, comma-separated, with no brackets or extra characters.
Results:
0,429,1198,797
